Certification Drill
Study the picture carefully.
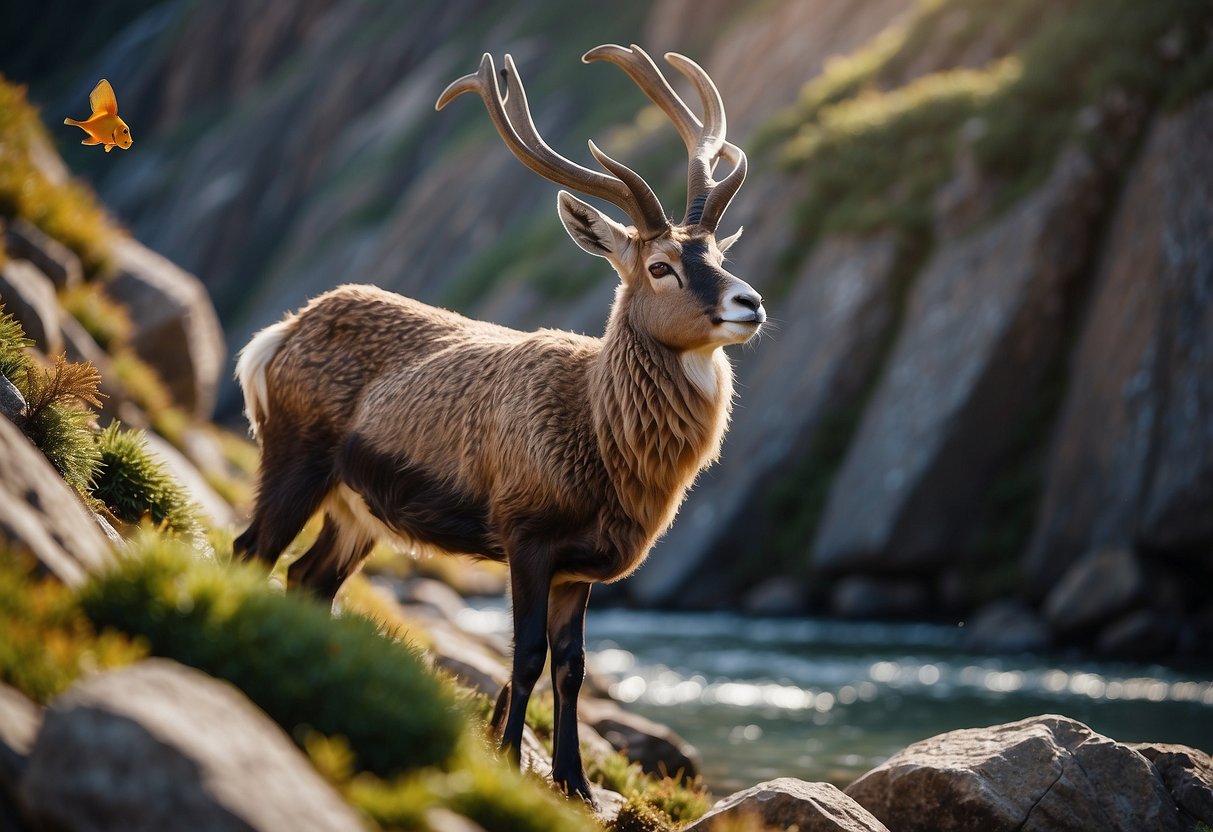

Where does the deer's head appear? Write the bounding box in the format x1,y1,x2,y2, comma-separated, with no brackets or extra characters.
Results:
437,44,765,354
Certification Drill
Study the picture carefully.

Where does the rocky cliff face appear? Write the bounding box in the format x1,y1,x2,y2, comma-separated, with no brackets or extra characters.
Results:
15,0,1213,656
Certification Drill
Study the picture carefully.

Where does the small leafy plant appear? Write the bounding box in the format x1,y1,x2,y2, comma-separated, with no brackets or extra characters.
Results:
90,422,200,536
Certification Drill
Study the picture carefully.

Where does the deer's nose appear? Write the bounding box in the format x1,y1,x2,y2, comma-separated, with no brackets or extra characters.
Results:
722,288,766,323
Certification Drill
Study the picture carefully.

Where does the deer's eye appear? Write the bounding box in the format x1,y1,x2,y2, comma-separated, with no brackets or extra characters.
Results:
648,262,672,278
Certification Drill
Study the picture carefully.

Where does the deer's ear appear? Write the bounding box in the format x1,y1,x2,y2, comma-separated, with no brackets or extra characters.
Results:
718,225,743,254
557,191,631,261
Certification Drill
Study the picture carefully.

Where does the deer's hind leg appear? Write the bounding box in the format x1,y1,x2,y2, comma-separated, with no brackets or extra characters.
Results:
234,424,334,569
287,494,377,604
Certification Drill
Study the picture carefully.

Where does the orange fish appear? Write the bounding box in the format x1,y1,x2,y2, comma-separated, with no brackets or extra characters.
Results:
64,79,132,153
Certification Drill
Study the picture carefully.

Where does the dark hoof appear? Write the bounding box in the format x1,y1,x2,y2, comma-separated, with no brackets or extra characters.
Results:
555,772,599,811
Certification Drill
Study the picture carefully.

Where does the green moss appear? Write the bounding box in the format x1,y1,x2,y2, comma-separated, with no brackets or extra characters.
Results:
346,747,595,832
0,77,118,275
79,540,467,778
781,58,1019,246
58,281,132,351
587,751,711,829
14,352,104,497
609,797,671,832
0,307,33,386
0,552,144,703
90,423,201,537
768,0,1213,252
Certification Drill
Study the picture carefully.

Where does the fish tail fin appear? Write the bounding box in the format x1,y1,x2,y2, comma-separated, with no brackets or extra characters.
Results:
63,117,80,126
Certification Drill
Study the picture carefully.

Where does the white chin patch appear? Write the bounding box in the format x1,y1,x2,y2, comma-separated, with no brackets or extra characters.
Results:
681,349,721,397
718,320,760,342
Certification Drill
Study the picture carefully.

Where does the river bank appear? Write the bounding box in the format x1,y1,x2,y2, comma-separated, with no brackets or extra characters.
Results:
460,601,1213,794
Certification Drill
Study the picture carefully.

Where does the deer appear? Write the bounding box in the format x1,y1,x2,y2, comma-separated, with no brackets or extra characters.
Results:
233,43,764,805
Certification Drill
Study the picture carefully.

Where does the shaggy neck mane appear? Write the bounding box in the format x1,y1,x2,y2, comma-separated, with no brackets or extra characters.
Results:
590,306,734,549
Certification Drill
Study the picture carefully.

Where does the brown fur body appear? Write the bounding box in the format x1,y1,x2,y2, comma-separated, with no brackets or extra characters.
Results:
241,280,732,590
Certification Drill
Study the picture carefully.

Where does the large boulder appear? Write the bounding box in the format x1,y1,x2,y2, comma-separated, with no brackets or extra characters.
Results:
577,696,700,781
1026,93,1213,590
845,715,1182,832
1041,547,1146,636
20,659,366,832
812,148,1103,575
0,683,40,827
0,416,115,585
140,431,236,528
631,232,903,605
0,376,24,423
0,259,63,358
1130,743,1213,828
686,779,890,832
5,217,83,289
102,237,226,419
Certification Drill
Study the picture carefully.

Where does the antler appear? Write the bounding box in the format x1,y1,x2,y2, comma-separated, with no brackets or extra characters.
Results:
582,44,746,233
437,53,671,240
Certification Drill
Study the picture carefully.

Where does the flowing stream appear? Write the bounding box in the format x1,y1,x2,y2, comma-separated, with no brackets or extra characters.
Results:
458,602,1213,794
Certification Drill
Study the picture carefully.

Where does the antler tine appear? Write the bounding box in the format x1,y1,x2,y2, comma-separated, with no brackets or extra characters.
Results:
437,53,670,239
583,44,743,231
699,145,747,233
583,44,702,154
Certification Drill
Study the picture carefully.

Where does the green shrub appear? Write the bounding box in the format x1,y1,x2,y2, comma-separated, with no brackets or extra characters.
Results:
79,540,467,778
16,353,104,496
0,552,144,703
90,422,200,536
0,307,105,496
588,751,711,829
609,796,671,832
0,307,31,382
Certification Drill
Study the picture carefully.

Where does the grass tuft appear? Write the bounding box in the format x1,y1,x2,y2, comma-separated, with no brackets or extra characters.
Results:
0,552,145,703
90,422,201,537
17,353,104,496
79,538,468,778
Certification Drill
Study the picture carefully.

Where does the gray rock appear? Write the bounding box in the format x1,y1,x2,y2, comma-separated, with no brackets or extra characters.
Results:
0,683,40,801
427,618,509,697
830,575,930,619
1042,547,1145,636
632,232,903,604
141,430,234,528
397,576,470,623
5,217,83,289
1027,93,1213,588
1130,743,1213,826
20,659,366,832
103,237,226,419
59,312,139,426
741,576,808,616
0,260,63,357
846,714,1181,832
0,375,25,423
687,779,890,832
1096,609,1178,659
812,148,1103,574
963,600,1050,653
0,416,115,585
577,696,700,781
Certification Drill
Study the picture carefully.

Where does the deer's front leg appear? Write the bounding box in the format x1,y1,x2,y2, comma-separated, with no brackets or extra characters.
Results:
499,551,552,765
548,581,594,806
